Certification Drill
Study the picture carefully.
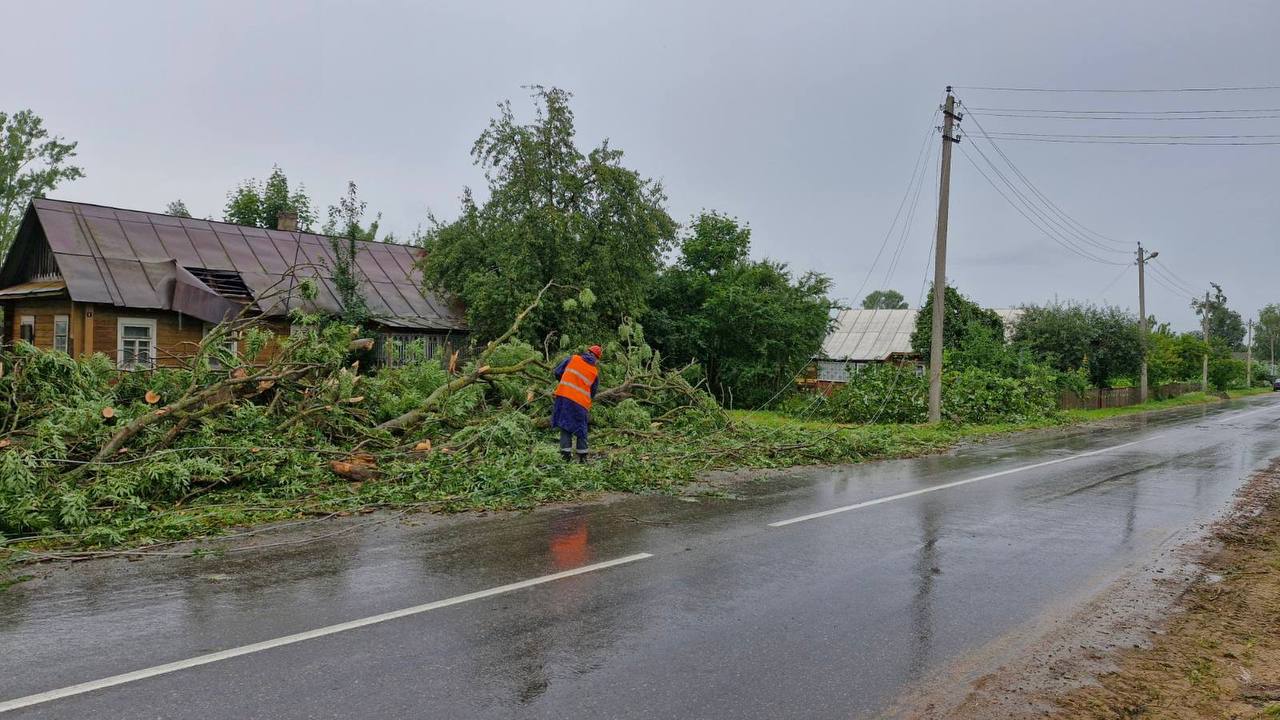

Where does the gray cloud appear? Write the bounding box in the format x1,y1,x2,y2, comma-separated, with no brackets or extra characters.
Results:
3,0,1276,330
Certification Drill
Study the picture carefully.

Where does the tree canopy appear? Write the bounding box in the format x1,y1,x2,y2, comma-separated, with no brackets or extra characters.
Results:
861,289,907,310
645,212,833,407
910,284,1004,356
323,181,375,327
164,200,192,218
224,165,317,231
1254,303,1280,363
0,109,84,258
1191,282,1246,351
418,86,677,345
1011,302,1142,388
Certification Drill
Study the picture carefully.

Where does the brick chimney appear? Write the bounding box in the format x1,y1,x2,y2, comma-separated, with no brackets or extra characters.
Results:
276,211,298,232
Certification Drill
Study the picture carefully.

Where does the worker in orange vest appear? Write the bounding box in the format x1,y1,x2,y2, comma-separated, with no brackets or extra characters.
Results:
552,345,602,462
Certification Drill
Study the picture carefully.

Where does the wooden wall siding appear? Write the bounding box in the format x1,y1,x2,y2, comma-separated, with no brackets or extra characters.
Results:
91,306,205,368
6,298,74,351
5,300,294,368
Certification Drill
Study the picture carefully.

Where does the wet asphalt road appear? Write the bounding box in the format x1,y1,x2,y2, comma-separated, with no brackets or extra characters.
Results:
3,395,1280,719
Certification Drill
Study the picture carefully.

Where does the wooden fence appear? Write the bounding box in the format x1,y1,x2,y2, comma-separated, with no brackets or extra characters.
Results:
1056,382,1200,411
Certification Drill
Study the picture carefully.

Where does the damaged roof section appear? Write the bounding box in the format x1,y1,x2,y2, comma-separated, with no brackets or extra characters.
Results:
0,199,466,331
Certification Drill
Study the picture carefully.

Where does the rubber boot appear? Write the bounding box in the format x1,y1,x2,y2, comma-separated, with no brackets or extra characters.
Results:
561,450,573,463
576,452,588,464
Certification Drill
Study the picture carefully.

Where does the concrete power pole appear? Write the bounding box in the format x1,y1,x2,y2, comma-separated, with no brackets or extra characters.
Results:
1201,290,1210,393
1246,319,1253,388
928,88,961,424
1136,244,1157,403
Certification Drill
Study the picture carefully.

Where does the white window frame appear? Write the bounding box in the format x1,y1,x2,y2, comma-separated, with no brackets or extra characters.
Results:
117,317,158,370
18,315,35,344
53,315,70,354
202,323,239,368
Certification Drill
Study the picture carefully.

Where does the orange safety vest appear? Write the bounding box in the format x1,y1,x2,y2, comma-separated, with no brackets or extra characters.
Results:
554,354,598,410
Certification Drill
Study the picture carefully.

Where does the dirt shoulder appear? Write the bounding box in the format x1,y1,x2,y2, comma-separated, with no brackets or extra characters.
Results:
929,458,1280,719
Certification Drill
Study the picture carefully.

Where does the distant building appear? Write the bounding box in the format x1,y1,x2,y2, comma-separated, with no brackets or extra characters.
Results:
0,199,466,369
810,307,1022,388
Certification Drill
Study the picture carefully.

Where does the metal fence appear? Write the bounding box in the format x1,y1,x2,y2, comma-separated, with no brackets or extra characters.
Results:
1056,382,1200,411
374,332,453,368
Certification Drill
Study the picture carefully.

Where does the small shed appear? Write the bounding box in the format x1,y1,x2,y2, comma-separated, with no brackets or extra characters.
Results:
813,307,1023,386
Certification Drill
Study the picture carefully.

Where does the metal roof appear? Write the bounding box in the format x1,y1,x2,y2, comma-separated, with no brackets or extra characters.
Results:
0,278,67,298
819,307,1024,361
0,199,465,331
821,309,919,362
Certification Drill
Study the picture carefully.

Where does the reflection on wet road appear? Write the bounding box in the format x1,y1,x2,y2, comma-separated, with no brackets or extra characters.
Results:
3,396,1279,719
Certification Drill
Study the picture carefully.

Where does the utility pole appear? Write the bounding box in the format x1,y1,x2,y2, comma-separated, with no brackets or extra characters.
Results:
1246,319,1253,388
928,88,961,423
1201,290,1210,393
1136,243,1157,403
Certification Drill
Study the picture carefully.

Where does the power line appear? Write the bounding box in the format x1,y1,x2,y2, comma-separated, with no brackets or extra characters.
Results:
961,108,1130,253
960,131,1132,262
957,143,1129,266
973,112,1280,121
954,84,1280,93
1151,258,1200,294
848,108,940,307
967,106,1280,115
1095,263,1132,298
977,137,1280,145
985,131,1280,140
879,136,938,294
1148,263,1199,296
1146,270,1196,302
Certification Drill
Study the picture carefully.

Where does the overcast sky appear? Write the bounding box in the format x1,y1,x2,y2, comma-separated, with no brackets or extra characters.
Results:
4,0,1277,331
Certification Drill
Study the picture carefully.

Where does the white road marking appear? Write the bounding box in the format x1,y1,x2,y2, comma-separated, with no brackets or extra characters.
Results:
1213,401,1280,423
0,552,653,713
768,437,1157,528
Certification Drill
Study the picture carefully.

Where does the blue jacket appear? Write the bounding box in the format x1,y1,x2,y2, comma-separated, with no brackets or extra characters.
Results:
551,353,598,437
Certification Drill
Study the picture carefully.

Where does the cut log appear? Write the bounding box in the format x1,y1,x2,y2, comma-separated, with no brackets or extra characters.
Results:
330,452,378,481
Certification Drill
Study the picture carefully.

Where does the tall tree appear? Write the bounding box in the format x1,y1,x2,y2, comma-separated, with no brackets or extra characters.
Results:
0,109,84,257
910,284,1005,356
323,181,373,326
224,165,317,231
1254,303,1280,366
419,86,677,343
1012,302,1142,388
861,289,908,309
646,212,833,406
1191,282,1246,351
164,200,192,218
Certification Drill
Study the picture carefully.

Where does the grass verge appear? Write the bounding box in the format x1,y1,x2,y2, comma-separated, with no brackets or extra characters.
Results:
2,387,1270,562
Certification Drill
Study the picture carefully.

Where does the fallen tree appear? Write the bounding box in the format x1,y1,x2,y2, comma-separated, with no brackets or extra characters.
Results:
0,277,725,549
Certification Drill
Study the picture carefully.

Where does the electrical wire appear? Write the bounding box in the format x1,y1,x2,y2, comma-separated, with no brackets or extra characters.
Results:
878,135,939,295
1151,258,1201,295
1148,263,1200,297
975,137,1280,146
967,112,1280,122
966,106,1280,115
1095,263,1132,299
847,108,941,308
984,131,1280,140
958,141,1130,265
751,98,944,411
961,107,1131,254
953,84,1280,93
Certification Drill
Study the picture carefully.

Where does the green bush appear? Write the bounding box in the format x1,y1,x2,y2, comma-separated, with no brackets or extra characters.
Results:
594,398,651,430
824,364,927,424
942,366,1057,424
